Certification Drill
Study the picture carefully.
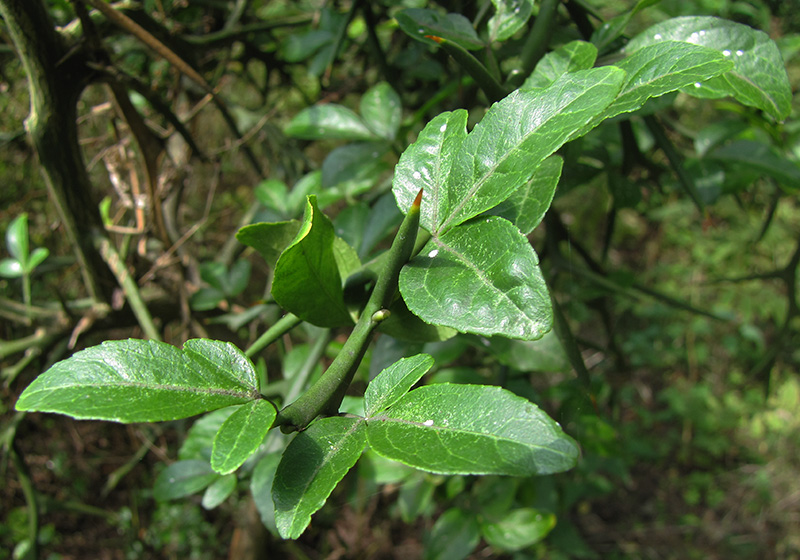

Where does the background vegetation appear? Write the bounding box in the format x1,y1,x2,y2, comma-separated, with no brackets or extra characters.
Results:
1,0,799,558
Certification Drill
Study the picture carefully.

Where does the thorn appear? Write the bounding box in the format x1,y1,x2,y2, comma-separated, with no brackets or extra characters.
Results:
412,188,423,210
424,35,444,44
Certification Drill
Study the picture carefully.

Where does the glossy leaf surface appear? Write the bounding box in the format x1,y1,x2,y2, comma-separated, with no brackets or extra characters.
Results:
396,9,484,51
273,417,367,539
367,384,579,475
364,353,434,417
394,67,625,234
271,196,353,327
599,41,732,121
15,339,260,422
211,399,276,474
400,217,551,340
488,0,533,42
625,16,792,120
521,40,598,90
488,155,563,234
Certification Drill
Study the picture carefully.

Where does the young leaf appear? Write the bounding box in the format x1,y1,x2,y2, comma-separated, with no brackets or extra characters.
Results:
211,399,276,474
488,0,534,43
487,154,563,234
153,460,219,501
395,9,484,51
399,217,551,340
6,213,30,264
367,383,578,476
15,339,261,422
359,82,402,141
624,16,792,120
364,354,434,417
271,195,353,327
394,67,625,234
521,40,598,90
284,104,375,141
272,417,367,539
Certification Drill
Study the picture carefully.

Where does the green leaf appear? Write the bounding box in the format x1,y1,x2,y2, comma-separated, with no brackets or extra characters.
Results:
271,196,353,328
153,460,219,501
189,287,225,311
590,0,660,54
201,473,237,509
366,383,578,475
273,417,367,539
378,297,459,343
707,140,800,191
393,110,468,234
484,329,570,373
359,82,402,141
599,41,733,121
624,16,792,120
394,67,625,234
15,339,260,422
400,217,551,340
396,9,484,51
251,452,282,536
321,142,390,197
226,259,251,297
236,220,302,268
254,179,289,215
521,40,598,90
179,407,238,461
282,29,333,63
284,104,375,141
27,247,49,270
0,258,23,278
425,508,480,560
211,399,276,474
364,354,434,417
487,155,563,234
480,508,556,551
488,0,534,42
6,213,29,264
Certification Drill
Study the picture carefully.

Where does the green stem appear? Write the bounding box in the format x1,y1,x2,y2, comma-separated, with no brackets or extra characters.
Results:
275,190,422,432
506,0,560,89
10,440,38,560
431,37,508,103
95,235,161,341
245,313,302,358
644,115,705,212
